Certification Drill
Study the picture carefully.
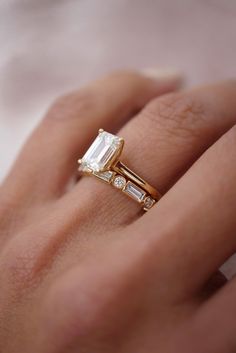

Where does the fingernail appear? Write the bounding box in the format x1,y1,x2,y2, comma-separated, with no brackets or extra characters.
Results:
141,67,184,86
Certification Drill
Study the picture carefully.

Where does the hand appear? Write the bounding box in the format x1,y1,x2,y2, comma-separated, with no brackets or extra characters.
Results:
1,71,236,353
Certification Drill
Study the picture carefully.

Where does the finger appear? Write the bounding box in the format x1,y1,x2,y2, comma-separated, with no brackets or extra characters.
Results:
201,271,227,300
181,278,236,353
134,124,236,299
1,70,180,204
71,81,236,228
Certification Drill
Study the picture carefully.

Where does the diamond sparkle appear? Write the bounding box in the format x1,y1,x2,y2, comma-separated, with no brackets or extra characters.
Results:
94,170,114,182
80,131,122,172
144,196,155,209
124,181,146,202
113,175,126,189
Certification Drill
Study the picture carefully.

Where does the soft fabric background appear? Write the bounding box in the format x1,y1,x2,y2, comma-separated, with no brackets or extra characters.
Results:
0,0,236,276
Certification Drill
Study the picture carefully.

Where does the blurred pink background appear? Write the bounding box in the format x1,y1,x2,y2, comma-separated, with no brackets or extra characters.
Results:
0,0,236,275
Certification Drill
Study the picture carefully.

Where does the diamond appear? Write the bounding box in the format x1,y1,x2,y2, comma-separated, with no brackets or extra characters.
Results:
144,196,155,209
124,181,146,202
113,175,126,189
94,170,114,183
80,131,122,172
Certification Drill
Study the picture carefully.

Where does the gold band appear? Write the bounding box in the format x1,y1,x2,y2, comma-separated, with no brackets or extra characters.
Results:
113,161,161,200
78,129,161,211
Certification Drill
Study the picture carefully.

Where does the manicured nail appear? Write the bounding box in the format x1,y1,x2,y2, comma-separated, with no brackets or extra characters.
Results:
141,67,184,86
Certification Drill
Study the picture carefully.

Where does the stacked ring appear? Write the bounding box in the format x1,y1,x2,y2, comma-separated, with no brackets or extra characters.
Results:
78,129,161,211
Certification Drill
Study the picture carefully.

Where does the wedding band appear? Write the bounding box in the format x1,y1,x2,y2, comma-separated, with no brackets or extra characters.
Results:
78,129,161,211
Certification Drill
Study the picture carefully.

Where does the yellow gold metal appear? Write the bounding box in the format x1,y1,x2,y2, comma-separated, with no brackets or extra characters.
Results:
78,129,161,211
113,161,161,200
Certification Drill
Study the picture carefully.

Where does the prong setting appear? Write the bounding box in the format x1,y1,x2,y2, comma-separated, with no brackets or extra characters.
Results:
78,131,123,173
77,130,161,211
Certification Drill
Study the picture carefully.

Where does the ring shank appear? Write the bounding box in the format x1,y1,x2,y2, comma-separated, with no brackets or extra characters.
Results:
113,161,161,201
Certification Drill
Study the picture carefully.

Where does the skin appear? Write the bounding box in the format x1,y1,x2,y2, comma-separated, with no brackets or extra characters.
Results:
0,71,236,353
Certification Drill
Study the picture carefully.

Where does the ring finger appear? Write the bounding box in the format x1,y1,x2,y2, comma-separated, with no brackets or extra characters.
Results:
70,81,236,227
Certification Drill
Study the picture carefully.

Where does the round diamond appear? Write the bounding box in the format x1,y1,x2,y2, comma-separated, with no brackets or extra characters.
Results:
113,175,126,189
144,196,155,209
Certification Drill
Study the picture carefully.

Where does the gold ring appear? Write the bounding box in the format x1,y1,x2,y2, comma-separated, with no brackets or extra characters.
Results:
78,129,161,211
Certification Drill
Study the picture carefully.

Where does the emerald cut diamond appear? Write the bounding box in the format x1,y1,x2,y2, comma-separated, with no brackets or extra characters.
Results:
79,131,123,172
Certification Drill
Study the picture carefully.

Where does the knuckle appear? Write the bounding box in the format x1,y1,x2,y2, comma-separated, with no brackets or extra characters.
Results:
45,88,97,121
142,92,207,139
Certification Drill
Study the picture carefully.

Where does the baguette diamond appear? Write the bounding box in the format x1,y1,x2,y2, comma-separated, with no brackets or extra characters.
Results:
94,170,114,182
124,181,146,202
